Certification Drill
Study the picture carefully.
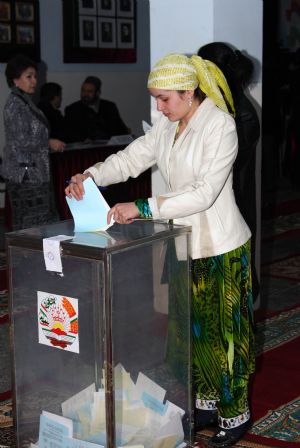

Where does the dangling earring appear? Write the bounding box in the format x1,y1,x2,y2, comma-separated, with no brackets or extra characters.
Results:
188,97,193,108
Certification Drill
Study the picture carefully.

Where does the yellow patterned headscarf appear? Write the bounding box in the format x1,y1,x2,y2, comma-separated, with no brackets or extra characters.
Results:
147,53,235,116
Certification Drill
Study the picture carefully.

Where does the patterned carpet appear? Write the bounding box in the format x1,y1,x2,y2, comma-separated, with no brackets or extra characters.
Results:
254,305,300,356
261,253,300,282
250,395,300,444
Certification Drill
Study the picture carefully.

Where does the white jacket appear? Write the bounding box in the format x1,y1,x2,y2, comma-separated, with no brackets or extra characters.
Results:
86,98,251,259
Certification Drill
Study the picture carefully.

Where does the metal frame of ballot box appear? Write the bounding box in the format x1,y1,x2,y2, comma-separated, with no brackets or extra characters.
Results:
6,219,193,448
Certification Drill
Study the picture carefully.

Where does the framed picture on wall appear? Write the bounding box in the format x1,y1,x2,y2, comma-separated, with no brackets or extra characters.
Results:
0,2,11,21
63,0,136,63
16,24,34,44
78,0,96,15
0,0,40,62
98,17,116,48
15,2,34,21
79,15,97,46
97,0,115,17
117,18,134,48
0,22,10,42
116,0,134,18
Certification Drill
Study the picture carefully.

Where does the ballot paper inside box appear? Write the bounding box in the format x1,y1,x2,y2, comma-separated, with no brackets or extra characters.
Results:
7,219,192,448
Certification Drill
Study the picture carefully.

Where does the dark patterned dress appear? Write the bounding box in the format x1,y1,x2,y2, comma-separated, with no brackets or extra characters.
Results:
2,87,58,230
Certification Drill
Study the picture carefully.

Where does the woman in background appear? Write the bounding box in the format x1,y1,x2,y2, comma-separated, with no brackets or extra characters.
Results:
66,53,255,447
198,42,260,301
2,54,65,230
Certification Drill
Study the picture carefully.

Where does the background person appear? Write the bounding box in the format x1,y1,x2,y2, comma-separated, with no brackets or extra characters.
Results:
66,53,255,447
38,82,66,140
198,42,260,301
64,76,130,142
1,54,65,230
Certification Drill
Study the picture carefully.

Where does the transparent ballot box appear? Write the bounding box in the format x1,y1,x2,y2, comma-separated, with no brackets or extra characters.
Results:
7,220,192,448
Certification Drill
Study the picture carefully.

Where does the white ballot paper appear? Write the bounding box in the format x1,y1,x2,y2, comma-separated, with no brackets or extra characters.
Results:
62,383,96,420
38,411,73,448
66,177,114,232
45,365,186,448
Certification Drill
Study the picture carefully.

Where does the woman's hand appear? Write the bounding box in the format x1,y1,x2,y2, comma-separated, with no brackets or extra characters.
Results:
49,139,66,152
65,172,93,200
107,202,140,225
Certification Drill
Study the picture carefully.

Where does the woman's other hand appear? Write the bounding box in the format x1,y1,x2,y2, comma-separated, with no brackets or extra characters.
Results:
65,172,93,200
107,202,139,225
49,138,66,152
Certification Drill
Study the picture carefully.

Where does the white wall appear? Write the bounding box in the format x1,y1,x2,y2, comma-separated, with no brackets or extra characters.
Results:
149,0,214,65
214,0,262,81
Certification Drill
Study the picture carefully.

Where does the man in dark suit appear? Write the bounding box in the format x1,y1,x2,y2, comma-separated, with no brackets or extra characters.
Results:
38,82,66,141
64,76,130,143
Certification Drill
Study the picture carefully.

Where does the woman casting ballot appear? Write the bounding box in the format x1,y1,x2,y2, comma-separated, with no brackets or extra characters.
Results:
65,53,255,448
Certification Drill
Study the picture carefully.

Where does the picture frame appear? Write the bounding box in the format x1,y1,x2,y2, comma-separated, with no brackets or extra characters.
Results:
63,0,136,63
117,18,134,48
15,2,34,21
79,15,97,47
0,22,10,42
0,0,40,62
116,0,134,18
0,1,11,21
98,17,116,48
97,0,115,17
78,0,96,15
16,24,34,44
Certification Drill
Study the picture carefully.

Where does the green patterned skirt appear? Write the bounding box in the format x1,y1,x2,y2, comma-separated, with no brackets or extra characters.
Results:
192,239,255,418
